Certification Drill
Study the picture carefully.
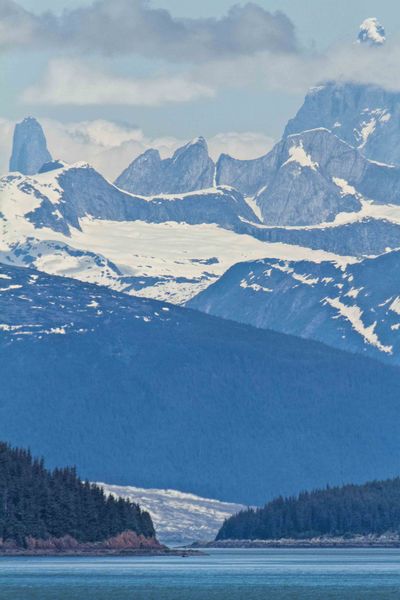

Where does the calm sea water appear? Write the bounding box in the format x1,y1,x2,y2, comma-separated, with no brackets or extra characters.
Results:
1,548,400,599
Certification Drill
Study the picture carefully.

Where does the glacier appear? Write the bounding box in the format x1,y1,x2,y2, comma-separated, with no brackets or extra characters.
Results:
99,483,246,545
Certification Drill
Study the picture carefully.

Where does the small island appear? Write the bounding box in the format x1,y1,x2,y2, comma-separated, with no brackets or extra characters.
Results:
0,441,194,556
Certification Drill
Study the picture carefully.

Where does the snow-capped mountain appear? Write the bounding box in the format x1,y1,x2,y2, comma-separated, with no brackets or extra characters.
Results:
189,250,400,364
9,117,52,176
284,82,400,166
217,127,400,221
255,128,400,225
0,162,276,303
3,262,400,505
5,157,382,305
115,137,215,195
358,18,386,46
99,484,245,545
5,97,400,358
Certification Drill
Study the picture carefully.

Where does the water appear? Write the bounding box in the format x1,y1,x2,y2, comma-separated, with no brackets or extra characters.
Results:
1,549,400,599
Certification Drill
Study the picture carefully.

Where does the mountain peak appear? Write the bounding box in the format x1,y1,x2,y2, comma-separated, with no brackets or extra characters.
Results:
189,136,207,148
9,117,52,176
358,18,386,46
172,136,209,159
115,138,214,196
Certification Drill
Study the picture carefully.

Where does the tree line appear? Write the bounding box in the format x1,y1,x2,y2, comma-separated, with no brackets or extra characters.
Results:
0,442,155,547
217,478,400,540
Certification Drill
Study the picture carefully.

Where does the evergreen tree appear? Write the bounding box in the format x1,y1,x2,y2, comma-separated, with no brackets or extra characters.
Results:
0,442,155,547
217,478,400,541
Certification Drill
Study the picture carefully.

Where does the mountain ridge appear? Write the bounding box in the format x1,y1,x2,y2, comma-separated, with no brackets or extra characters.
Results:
2,262,400,504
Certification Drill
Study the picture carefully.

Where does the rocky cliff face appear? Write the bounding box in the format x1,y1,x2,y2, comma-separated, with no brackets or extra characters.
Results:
217,125,400,226
216,152,276,196
115,137,215,195
284,82,400,166
254,128,400,225
9,117,52,175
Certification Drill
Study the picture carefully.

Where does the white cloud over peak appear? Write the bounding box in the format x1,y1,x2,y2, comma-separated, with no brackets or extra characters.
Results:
207,131,274,162
21,38,400,112
190,39,400,95
0,116,275,179
5,0,400,112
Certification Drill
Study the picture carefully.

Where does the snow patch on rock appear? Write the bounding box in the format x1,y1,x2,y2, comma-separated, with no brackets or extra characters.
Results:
358,18,386,46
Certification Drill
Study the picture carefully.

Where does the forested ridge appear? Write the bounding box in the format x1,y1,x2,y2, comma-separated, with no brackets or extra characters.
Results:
217,478,400,540
0,442,155,547
4,263,400,505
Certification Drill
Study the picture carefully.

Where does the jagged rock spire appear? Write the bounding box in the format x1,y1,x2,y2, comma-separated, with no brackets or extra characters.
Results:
9,117,52,175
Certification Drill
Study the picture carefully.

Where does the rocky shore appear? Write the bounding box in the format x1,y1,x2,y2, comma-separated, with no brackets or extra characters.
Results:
192,534,400,549
0,530,200,557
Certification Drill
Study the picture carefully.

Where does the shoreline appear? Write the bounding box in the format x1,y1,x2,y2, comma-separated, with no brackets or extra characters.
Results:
191,535,400,549
0,548,203,557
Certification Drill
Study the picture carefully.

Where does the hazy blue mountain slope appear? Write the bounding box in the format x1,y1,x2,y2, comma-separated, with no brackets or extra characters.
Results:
188,250,400,363
2,264,400,505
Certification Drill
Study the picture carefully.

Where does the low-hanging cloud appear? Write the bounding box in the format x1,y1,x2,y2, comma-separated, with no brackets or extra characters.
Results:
22,59,215,106
190,39,400,95
4,0,400,111
21,40,400,110
0,116,275,179
0,0,298,61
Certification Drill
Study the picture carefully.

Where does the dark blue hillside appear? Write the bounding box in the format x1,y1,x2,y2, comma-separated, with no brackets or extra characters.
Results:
1,264,400,505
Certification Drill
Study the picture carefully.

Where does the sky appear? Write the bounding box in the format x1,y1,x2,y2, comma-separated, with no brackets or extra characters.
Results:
1,0,400,177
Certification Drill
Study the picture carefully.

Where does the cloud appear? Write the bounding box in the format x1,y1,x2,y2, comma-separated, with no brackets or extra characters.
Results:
0,0,298,61
0,0,36,49
190,38,400,95
42,118,187,179
22,59,215,106
0,116,275,179
0,117,16,173
207,132,274,162
5,0,400,102
23,38,400,113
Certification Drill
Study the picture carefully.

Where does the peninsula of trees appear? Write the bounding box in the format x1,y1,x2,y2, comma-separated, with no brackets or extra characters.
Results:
217,478,400,541
0,442,157,552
